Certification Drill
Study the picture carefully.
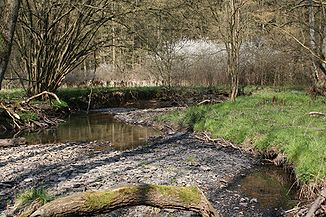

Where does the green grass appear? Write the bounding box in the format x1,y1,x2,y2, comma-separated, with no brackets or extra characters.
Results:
16,188,51,205
161,88,326,184
0,89,26,101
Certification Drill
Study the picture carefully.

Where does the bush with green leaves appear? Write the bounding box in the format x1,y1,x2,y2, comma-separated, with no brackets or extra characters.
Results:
51,100,68,111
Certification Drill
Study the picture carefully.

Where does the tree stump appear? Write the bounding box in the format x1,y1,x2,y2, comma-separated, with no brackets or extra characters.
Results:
30,184,220,217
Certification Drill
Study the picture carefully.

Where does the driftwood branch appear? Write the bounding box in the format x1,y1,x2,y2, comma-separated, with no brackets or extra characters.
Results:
305,189,326,217
195,132,241,151
30,184,220,217
197,100,212,105
21,91,61,105
0,102,21,129
309,112,326,117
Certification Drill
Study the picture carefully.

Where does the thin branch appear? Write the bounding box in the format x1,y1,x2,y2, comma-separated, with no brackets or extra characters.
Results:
21,91,61,104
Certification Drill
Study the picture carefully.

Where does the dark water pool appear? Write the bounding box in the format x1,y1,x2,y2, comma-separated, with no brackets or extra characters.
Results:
237,165,299,210
3,112,160,150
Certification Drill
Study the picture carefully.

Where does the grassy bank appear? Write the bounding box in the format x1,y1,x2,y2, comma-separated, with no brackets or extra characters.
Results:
159,88,326,185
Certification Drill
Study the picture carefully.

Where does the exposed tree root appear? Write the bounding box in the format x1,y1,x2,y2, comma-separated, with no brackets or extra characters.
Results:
0,102,21,129
30,184,220,217
0,91,64,131
21,91,61,105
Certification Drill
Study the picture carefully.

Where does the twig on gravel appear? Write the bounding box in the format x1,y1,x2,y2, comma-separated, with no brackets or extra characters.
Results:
195,132,241,151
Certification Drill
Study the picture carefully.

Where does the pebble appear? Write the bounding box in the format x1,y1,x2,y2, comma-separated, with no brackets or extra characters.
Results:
240,197,247,203
200,165,212,171
58,177,66,181
250,198,258,203
239,202,248,207
23,178,33,182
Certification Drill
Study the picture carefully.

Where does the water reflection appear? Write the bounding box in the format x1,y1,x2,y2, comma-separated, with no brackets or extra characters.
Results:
23,113,160,150
238,166,299,210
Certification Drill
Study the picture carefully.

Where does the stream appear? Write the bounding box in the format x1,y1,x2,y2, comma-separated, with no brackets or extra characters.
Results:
1,111,160,150
0,109,299,216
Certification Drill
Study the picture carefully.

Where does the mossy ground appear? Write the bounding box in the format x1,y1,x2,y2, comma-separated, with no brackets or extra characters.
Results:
159,88,326,185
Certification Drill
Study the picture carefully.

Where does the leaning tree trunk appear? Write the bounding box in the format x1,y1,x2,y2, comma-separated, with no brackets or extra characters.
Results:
0,0,21,90
30,184,220,217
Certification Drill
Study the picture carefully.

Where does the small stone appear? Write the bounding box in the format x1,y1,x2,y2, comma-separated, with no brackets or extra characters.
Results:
240,198,246,203
58,177,66,181
24,178,33,182
234,207,240,210
200,166,211,171
250,198,258,203
72,183,81,188
239,202,248,207
164,209,175,213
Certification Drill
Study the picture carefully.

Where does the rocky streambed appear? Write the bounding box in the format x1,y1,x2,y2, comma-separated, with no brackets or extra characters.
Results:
0,108,292,217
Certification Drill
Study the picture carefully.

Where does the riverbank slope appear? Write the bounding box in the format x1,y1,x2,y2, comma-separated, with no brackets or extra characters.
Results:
158,88,326,199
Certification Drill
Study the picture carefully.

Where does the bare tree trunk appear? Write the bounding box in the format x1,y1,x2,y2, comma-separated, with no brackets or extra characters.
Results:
308,0,326,87
0,0,21,90
30,184,219,217
309,0,319,82
228,0,241,101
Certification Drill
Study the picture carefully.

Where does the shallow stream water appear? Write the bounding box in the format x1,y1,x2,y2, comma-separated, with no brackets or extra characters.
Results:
3,112,160,150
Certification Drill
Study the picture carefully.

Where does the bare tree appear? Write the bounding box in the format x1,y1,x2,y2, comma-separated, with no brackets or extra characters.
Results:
206,0,253,101
15,0,142,95
273,0,326,89
0,0,21,90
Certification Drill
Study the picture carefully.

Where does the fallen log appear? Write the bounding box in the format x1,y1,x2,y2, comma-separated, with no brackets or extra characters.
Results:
30,184,219,217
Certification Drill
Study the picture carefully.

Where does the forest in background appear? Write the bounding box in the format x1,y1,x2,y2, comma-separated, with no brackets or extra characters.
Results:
0,0,325,100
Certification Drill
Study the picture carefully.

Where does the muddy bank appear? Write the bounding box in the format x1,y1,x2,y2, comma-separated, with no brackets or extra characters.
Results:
58,87,227,111
0,132,285,217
